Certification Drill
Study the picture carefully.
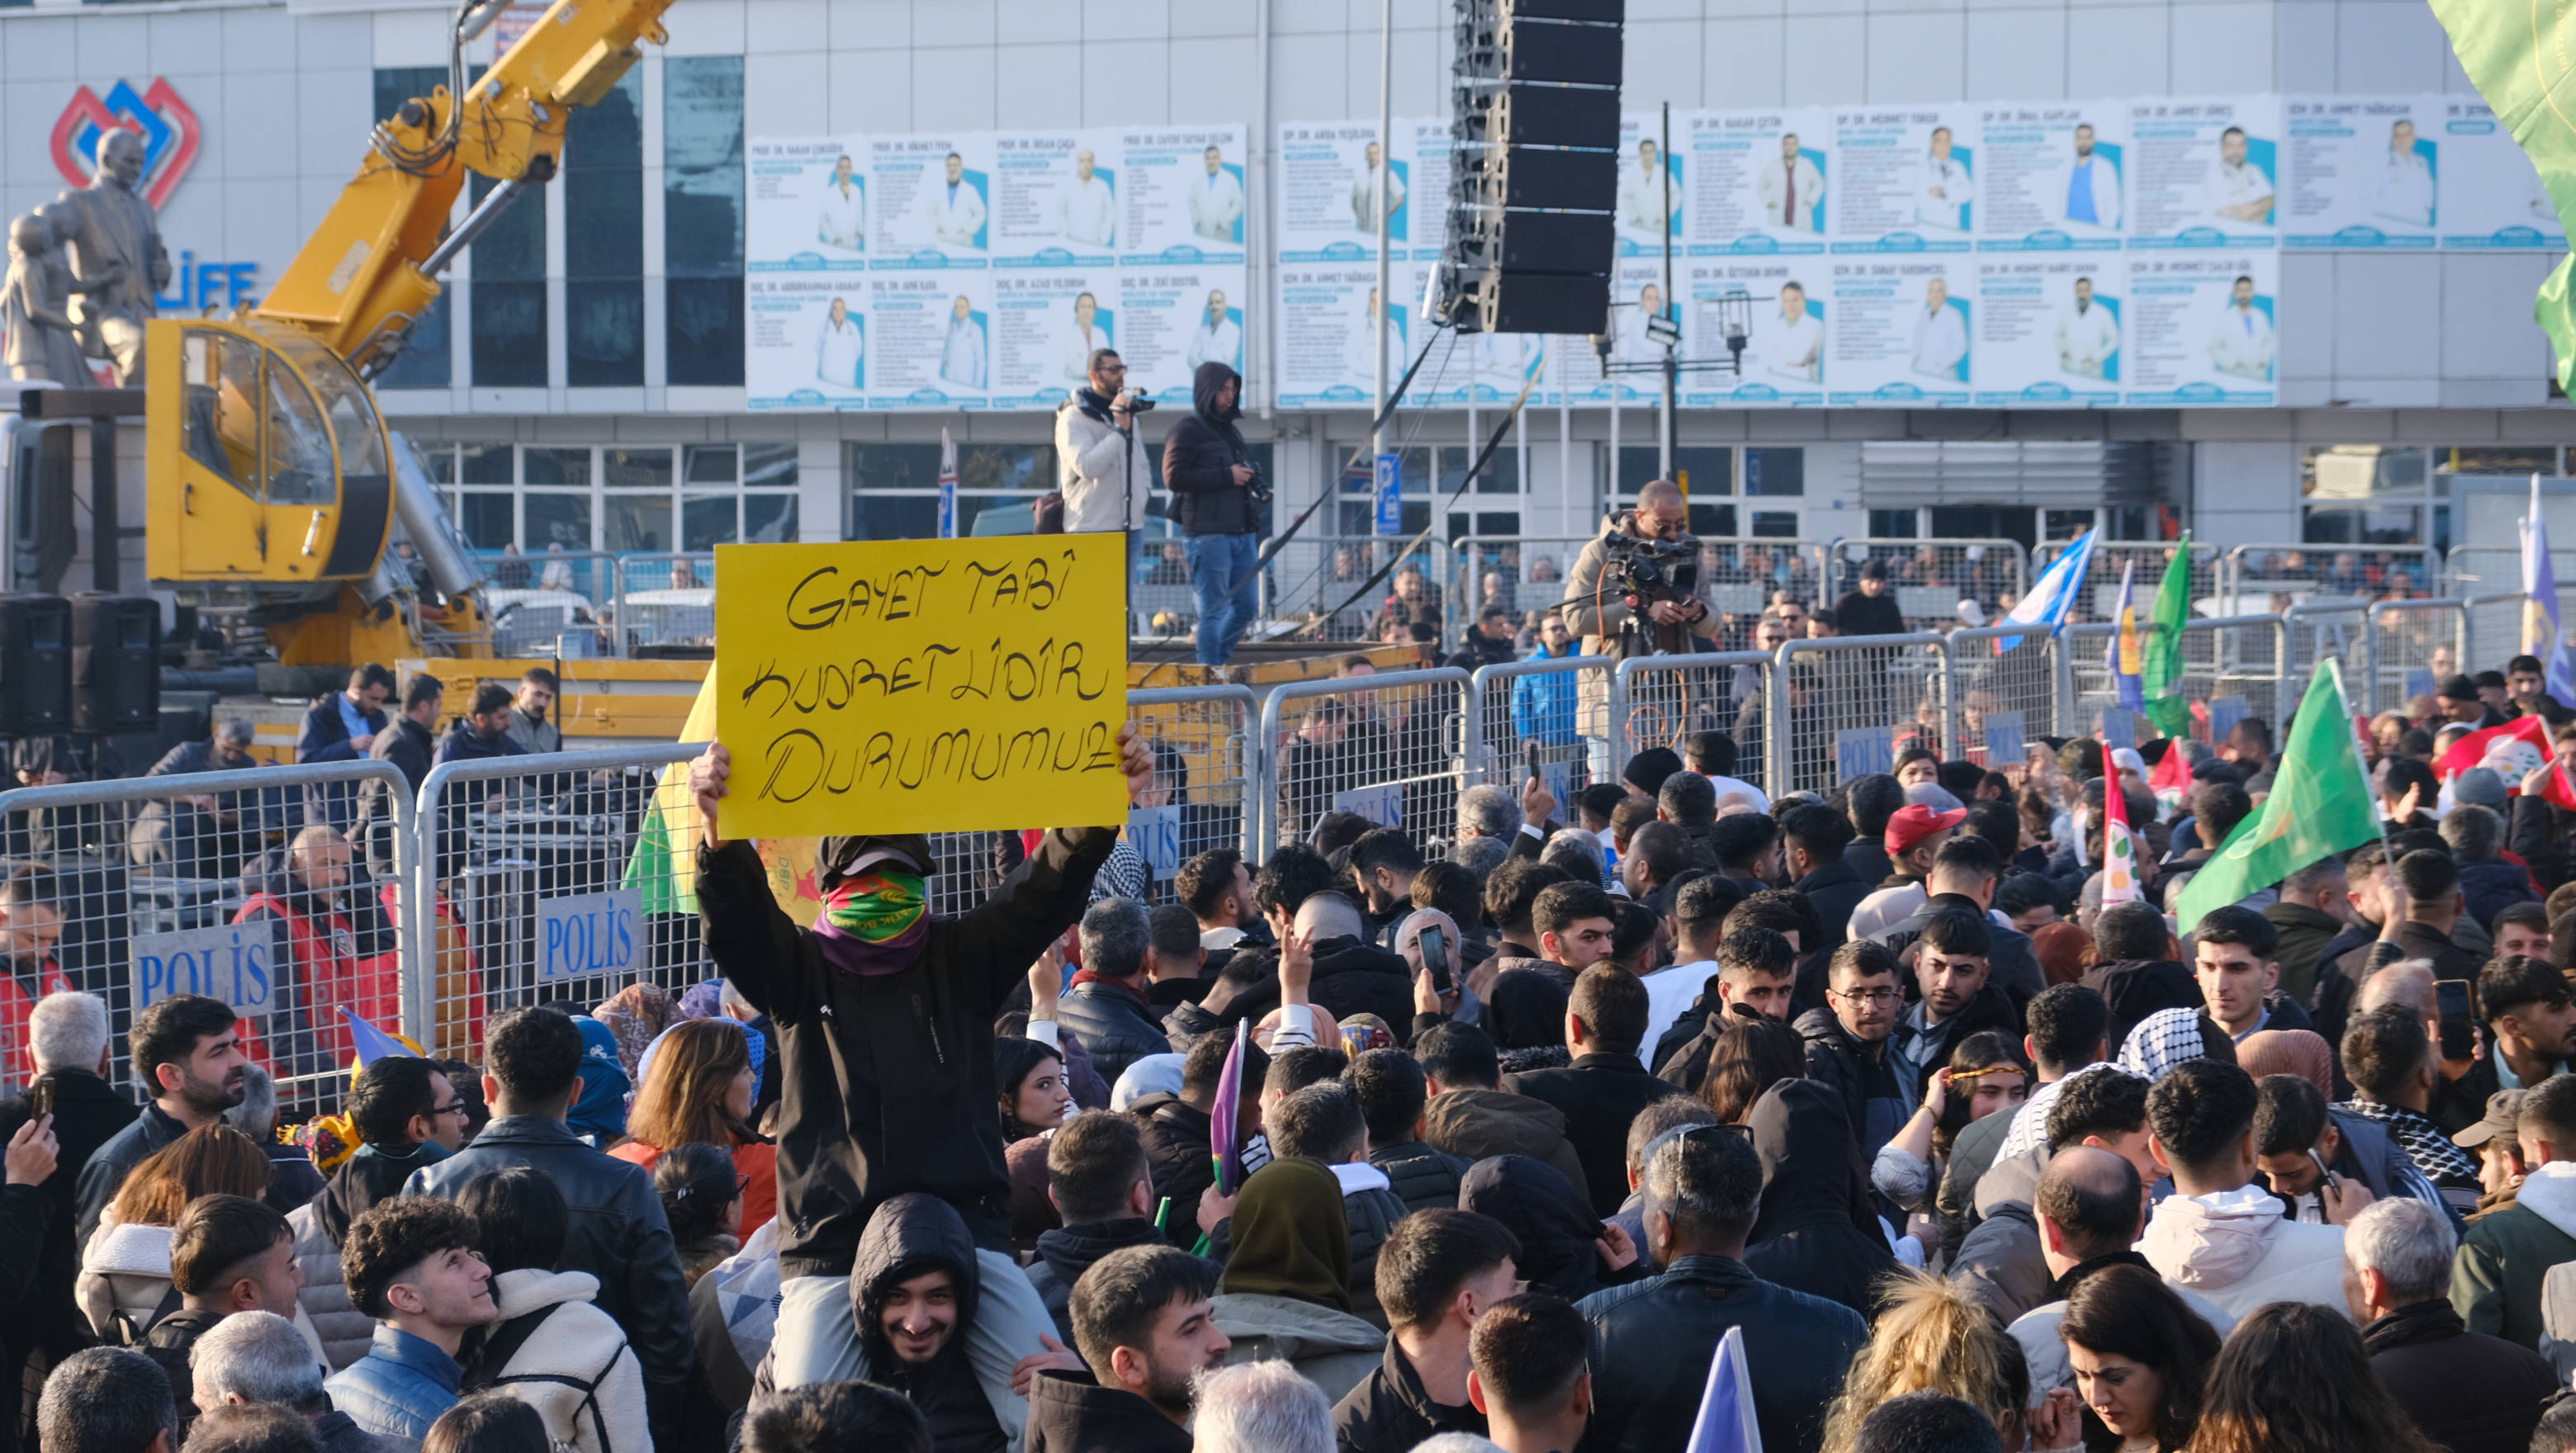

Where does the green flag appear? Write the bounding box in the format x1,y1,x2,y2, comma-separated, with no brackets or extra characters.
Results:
2174,658,2380,930
2140,535,2193,737
2431,1,2576,388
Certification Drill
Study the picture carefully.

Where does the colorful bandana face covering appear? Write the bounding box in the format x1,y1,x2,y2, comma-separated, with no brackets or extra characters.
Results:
814,868,930,977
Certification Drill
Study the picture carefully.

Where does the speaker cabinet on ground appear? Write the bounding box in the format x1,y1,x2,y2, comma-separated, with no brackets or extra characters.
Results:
70,594,160,736
0,594,71,739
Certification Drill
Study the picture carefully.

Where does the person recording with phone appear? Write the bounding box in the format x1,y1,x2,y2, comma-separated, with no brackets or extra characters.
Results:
1163,360,1264,670
1056,347,1153,535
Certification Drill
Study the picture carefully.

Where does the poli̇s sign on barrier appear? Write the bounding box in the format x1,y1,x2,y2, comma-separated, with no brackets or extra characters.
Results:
538,890,643,985
133,925,277,1019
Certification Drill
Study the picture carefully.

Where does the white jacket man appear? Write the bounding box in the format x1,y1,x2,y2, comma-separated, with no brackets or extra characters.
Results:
1754,140,1827,232
2139,1184,2349,1321
2053,286,2119,378
1190,150,1246,239
1055,373,1149,532
2207,288,2275,379
1908,139,1974,232
1186,300,1242,371
1617,150,1677,236
940,300,986,390
1911,284,1968,381
1762,291,1824,382
2051,138,2121,230
816,305,863,389
2372,130,2435,227
1352,146,1404,231
816,173,865,251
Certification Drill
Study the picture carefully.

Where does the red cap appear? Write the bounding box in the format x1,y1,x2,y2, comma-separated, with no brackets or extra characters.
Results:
1885,803,1968,857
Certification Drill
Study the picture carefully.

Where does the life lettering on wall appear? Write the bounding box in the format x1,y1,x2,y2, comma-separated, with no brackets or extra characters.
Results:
713,533,1132,836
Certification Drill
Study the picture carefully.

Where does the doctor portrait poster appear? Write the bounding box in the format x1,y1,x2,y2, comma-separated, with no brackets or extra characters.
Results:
991,272,1112,407
746,277,865,412
1615,115,1683,257
1276,263,1411,409
2123,252,2277,406
2283,97,2437,248
1276,122,1412,262
2129,97,2280,248
1119,125,1250,264
1689,108,1831,253
1114,268,1248,400
1972,253,2122,408
991,131,1120,267
1976,106,2124,249
1404,119,1456,263
1827,261,1972,406
1830,110,1976,252
2438,100,2565,249
1682,261,1824,408
871,135,992,265
863,272,992,409
747,136,868,271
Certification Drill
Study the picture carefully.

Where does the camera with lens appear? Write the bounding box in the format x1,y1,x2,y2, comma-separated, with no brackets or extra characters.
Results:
1601,532,1700,613
1243,462,1272,505
1123,387,1157,414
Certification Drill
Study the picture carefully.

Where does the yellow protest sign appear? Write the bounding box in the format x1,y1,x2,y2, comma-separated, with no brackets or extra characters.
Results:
712,533,1129,837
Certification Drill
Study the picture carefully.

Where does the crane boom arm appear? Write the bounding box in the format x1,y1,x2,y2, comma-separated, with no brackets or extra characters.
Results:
253,0,675,376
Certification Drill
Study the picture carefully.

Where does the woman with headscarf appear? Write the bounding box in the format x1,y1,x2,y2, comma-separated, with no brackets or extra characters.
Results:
565,1017,632,1148
593,983,677,1081
1744,1078,1899,1318
2238,1029,2334,1099
1208,1157,1384,1402
1458,1153,1640,1301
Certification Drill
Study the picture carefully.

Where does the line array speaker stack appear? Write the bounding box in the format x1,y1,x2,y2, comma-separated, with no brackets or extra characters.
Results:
1441,0,1624,336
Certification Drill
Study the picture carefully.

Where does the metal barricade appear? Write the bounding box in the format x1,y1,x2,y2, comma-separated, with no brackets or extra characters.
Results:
2465,592,2536,678
1449,535,1835,652
1448,537,1595,628
2041,539,2223,621
1822,538,2028,633
606,552,719,657
2223,542,2441,604
1468,656,1613,790
2064,615,2290,736
1266,536,1451,644
1942,625,2062,763
2365,599,2468,715
1127,685,1262,875
0,760,419,1105
1769,633,1949,796
1129,537,1212,648
1258,667,1472,849
1616,653,1778,796
2284,600,2370,687
484,548,619,657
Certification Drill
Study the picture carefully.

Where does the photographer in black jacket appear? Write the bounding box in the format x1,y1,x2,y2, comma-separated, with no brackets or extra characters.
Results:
1163,362,1263,670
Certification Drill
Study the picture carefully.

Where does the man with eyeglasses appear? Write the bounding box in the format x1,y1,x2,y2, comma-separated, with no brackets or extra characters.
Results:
1056,347,1153,534
1797,939,1917,1164
290,1056,469,1372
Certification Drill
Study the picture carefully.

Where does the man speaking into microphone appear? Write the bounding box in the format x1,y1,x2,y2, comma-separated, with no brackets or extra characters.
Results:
1163,360,1262,670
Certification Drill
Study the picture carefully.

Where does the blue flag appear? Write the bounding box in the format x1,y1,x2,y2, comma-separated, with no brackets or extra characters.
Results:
340,1008,419,1068
1683,1325,1764,1453
1996,528,2098,652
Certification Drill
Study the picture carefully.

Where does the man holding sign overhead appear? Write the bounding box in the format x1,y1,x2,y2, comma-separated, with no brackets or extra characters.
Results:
689,532,1151,1405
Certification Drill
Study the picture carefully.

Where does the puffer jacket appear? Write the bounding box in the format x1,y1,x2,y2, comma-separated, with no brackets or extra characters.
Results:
1025,1217,1167,1340
326,1324,464,1442
1055,978,1171,1091
467,1268,649,1453
1508,641,1581,745
1369,1139,1470,1217
1132,1093,1220,1249
855,1194,1006,1453
297,1141,452,1370
697,829,1114,1277
2459,856,2540,933
2138,1185,2351,1323
1161,361,1253,537
1055,390,1149,533
1210,1291,1384,1404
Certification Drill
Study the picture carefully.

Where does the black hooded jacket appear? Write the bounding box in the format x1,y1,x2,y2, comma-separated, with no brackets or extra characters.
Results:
1201,936,1416,1044
1457,1154,1636,1302
855,1194,1004,1453
1162,362,1254,536
1023,1216,1167,1340
1741,1080,1896,1318
1025,1369,1193,1453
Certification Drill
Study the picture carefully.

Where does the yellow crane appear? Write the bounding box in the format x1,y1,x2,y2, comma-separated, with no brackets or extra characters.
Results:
139,0,677,670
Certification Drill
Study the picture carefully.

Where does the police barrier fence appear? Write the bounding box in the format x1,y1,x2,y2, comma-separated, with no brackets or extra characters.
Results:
1468,656,1616,799
1821,538,2029,634
2062,615,2290,741
2222,543,2442,605
1769,633,1950,797
2366,599,2469,716
1615,653,1778,798
1258,668,1472,851
1942,626,2062,766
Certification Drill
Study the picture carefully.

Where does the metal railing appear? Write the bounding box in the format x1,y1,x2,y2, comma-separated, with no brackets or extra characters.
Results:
2284,599,2371,694
2040,539,2224,622
1257,667,1473,849
1468,656,1612,792
606,552,719,657
1822,537,2028,633
2365,599,2468,715
0,760,419,1104
2222,542,2442,605
2465,592,2535,682
1614,653,1778,794
1942,625,2063,764
1769,632,1949,795
2064,614,2290,736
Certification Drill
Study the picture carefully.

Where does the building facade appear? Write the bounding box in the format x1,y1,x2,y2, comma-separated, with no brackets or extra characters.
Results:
2,0,2568,582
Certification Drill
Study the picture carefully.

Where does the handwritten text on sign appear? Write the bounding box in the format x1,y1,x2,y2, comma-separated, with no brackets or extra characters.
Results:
714,535,1130,836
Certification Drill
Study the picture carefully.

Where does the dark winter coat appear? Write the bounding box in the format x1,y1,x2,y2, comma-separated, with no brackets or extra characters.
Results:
1160,362,1255,537
1868,893,2045,1010
1577,1254,1867,1453
695,829,1112,1276
1418,1089,1590,1194
1831,588,1906,639
2261,900,2344,1009
1055,979,1169,1090
0,1068,134,1357
1794,1007,1911,1166
352,714,440,881
1458,1155,1618,1303
1205,937,1418,1047
2460,858,2541,935
856,1195,1004,1453
2362,1299,2559,1453
1132,1095,1220,1249
1024,1217,1167,1342
1330,1337,1485,1453
1368,1140,1470,1217
1503,1053,1689,1216
1741,1080,1896,1319
1025,1369,1192,1453
2081,958,2200,1050
1795,857,1872,949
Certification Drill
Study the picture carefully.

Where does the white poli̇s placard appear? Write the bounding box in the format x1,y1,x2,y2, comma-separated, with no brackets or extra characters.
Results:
134,925,278,1020
537,890,644,987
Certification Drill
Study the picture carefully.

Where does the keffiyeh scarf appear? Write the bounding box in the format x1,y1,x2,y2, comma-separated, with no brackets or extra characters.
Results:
2339,1097,2481,1187
1996,1061,2136,1163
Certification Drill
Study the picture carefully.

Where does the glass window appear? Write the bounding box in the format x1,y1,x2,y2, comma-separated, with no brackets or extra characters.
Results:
373,68,454,390
666,56,745,386
568,281,644,387
1688,503,1738,537
178,330,259,495
744,441,800,488
2303,505,2423,546
1745,447,1803,496
1615,446,1731,500
523,447,590,487
602,447,672,490
682,496,736,551
604,495,671,552
1868,509,1919,538
468,165,547,386
1750,510,1800,538
261,362,336,506
2436,446,2556,476
458,494,514,548
850,493,940,542
746,494,799,542
523,492,592,552
684,443,739,485
2301,445,2427,500
417,445,457,485
566,70,643,386
461,443,514,485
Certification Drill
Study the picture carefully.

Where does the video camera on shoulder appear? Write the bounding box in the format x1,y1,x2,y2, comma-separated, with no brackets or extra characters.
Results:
1602,532,1700,613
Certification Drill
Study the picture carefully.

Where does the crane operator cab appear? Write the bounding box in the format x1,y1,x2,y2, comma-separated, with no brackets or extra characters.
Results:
147,315,393,587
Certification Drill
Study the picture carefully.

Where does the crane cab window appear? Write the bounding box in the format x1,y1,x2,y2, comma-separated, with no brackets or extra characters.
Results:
262,362,335,507
180,330,262,496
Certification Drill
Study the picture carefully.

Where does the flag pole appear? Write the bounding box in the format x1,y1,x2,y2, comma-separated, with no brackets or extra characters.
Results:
2327,655,2392,859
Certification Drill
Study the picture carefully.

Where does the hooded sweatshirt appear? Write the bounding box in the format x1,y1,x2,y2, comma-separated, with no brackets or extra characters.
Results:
1419,1087,1591,1193
1161,361,1255,537
2137,1185,2350,1323
853,1194,1006,1453
1743,1080,1896,1318
1459,1154,1617,1302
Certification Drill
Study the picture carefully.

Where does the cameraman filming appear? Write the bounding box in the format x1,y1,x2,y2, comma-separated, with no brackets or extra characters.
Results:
1163,360,1264,668
1056,346,1153,533
1564,479,1718,778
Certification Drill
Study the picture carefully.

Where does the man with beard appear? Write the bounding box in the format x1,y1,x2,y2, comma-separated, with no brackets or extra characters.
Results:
852,1194,1015,1453
433,684,526,768
502,668,561,755
75,995,248,1248
1027,1244,1229,1453
234,826,397,1082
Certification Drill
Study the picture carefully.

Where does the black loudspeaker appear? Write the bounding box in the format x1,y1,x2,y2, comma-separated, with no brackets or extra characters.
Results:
0,594,71,738
1442,0,1622,334
70,594,160,735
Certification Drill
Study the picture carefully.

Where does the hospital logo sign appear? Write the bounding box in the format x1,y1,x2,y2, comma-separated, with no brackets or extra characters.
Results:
51,78,202,209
